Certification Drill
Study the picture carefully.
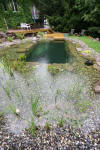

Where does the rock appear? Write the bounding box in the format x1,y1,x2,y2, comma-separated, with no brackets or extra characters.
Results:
85,60,93,66
96,57,100,66
94,80,100,93
0,32,7,38
93,64,100,70
36,35,41,38
16,109,20,115
33,37,37,41
76,48,83,52
81,52,90,57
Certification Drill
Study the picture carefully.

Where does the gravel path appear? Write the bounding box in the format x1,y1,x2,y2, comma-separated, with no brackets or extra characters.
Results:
0,117,100,150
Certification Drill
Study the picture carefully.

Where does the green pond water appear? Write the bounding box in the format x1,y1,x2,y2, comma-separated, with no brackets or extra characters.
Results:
0,40,100,135
26,41,73,63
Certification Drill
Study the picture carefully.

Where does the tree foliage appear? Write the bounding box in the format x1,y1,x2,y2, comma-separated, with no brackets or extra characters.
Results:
0,0,100,37
0,0,33,29
33,0,100,37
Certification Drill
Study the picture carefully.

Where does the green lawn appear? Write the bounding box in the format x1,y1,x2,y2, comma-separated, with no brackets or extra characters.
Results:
67,36,100,53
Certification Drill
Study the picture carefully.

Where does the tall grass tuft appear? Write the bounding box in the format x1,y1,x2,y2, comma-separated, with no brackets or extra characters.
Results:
31,95,42,118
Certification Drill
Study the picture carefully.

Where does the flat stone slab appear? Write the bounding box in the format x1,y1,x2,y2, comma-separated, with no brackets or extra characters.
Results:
93,80,100,93
93,64,100,70
0,37,38,49
96,57,100,66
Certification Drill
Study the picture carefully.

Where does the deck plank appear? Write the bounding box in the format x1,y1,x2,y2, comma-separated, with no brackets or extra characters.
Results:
7,28,54,34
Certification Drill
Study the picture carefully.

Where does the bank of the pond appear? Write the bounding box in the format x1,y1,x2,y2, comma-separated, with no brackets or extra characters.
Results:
0,117,100,150
67,36,100,53
65,37,100,71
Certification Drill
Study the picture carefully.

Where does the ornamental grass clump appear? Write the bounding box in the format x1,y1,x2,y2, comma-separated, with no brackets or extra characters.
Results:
48,64,59,75
1,56,14,77
31,95,42,118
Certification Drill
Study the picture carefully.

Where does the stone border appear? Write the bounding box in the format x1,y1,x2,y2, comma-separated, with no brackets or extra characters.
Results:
65,37,100,71
0,37,39,49
0,35,100,71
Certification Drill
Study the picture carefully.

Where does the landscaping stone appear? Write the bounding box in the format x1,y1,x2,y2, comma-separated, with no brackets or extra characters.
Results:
33,37,37,41
93,64,100,71
76,47,83,52
0,32,7,38
93,80,100,93
96,57,100,66
0,37,38,49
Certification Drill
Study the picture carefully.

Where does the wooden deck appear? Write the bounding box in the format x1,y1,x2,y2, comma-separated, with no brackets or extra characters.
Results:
44,33,65,40
7,28,54,34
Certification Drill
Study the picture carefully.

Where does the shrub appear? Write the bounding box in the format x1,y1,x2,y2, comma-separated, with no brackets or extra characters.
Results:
88,27,100,37
16,34,24,40
7,36,13,42
0,28,7,33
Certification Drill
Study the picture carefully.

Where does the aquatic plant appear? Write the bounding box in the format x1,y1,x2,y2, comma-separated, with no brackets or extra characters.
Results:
18,55,26,62
55,89,62,105
2,82,11,99
1,56,14,77
58,117,65,127
31,95,42,118
44,122,50,130
69,118,79,127
9,105,20,116
16,34,24,40
13,55,27,73
9,105,17,115
67,83,83,101
7,36,14,42
75,100,91,113
3,86,11,99
38,32,44,37
29,118,37,136
14,90,20,98
42,110,49,116
48,64,59,75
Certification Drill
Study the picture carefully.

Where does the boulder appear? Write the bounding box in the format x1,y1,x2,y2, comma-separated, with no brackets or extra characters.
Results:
76,48,83,52
0,31,7,38
33,37,37,41
96,57,100,66
94,80,100,93
93,64,100,70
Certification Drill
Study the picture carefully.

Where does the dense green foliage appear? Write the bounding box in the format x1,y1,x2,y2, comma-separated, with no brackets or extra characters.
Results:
0,0,100,37
0,0,33,29
33,0,100,37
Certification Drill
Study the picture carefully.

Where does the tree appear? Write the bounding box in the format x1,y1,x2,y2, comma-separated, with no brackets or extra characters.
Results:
32,0,100,37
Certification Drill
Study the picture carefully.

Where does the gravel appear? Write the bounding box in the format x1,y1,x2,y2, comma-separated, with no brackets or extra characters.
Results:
0,117,100,150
